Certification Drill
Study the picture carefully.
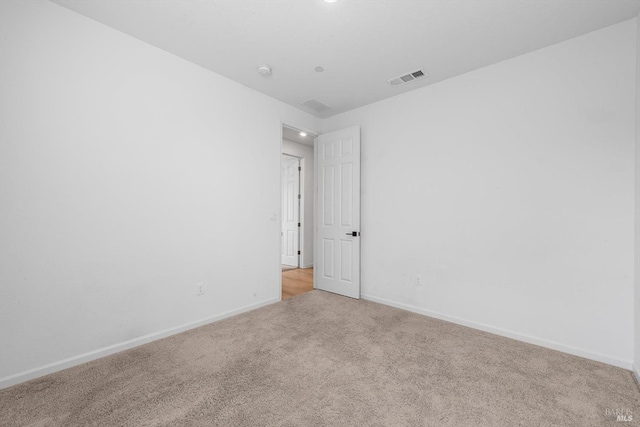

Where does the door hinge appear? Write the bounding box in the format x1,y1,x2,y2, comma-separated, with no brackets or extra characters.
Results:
297,250,301,255
298,166,301,171
298,194,301,199
298,222,301,227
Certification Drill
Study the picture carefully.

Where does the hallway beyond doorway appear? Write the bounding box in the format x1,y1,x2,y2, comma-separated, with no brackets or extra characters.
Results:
282,268,313,300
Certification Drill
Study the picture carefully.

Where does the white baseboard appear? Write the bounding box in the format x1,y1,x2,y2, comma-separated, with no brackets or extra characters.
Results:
633,364,640,387
0,297,280,390
302,263,313,269
361,293,633,371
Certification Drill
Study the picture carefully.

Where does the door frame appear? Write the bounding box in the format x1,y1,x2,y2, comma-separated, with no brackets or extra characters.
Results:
279,121,318,301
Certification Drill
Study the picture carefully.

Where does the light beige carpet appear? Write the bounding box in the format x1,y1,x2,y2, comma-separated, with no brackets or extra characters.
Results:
1,290,638,426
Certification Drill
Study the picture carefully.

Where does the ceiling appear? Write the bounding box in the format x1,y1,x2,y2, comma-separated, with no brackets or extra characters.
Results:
52,0,640,118
283,126,316,146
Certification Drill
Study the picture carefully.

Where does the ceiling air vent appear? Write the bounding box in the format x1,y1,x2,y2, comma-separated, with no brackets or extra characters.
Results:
301,98,331,113
387,69,427,87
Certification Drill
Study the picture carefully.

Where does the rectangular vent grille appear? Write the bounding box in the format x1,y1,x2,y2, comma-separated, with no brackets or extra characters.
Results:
387,68,427,87
301,98,331,112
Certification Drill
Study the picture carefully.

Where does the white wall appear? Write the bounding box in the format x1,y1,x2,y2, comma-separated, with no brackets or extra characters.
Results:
634,12,640,381
323,20,637,368
282,139,314,268
0,0,320,387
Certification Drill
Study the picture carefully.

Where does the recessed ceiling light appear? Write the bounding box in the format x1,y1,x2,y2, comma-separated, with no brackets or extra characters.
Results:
314,66,324,73
323,0,337,3
300,132,307,137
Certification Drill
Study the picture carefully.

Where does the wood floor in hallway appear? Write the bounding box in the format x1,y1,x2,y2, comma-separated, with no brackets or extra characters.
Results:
282,267,313,300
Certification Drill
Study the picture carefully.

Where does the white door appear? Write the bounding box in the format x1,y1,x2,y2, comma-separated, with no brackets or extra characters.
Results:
315,126,360,299
282,156,300,267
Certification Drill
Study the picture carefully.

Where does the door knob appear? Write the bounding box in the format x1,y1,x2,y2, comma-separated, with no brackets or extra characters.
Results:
345,231,360,236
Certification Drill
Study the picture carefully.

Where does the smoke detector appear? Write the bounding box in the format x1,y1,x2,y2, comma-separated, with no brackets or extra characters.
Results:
258,65,272,77
387,69,426,87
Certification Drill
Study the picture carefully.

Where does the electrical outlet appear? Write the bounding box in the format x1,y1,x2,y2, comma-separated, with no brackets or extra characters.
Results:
414,274,422,287
196,283,205,296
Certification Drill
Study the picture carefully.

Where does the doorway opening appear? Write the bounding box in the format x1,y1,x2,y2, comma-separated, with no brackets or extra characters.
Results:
281,125,316,300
